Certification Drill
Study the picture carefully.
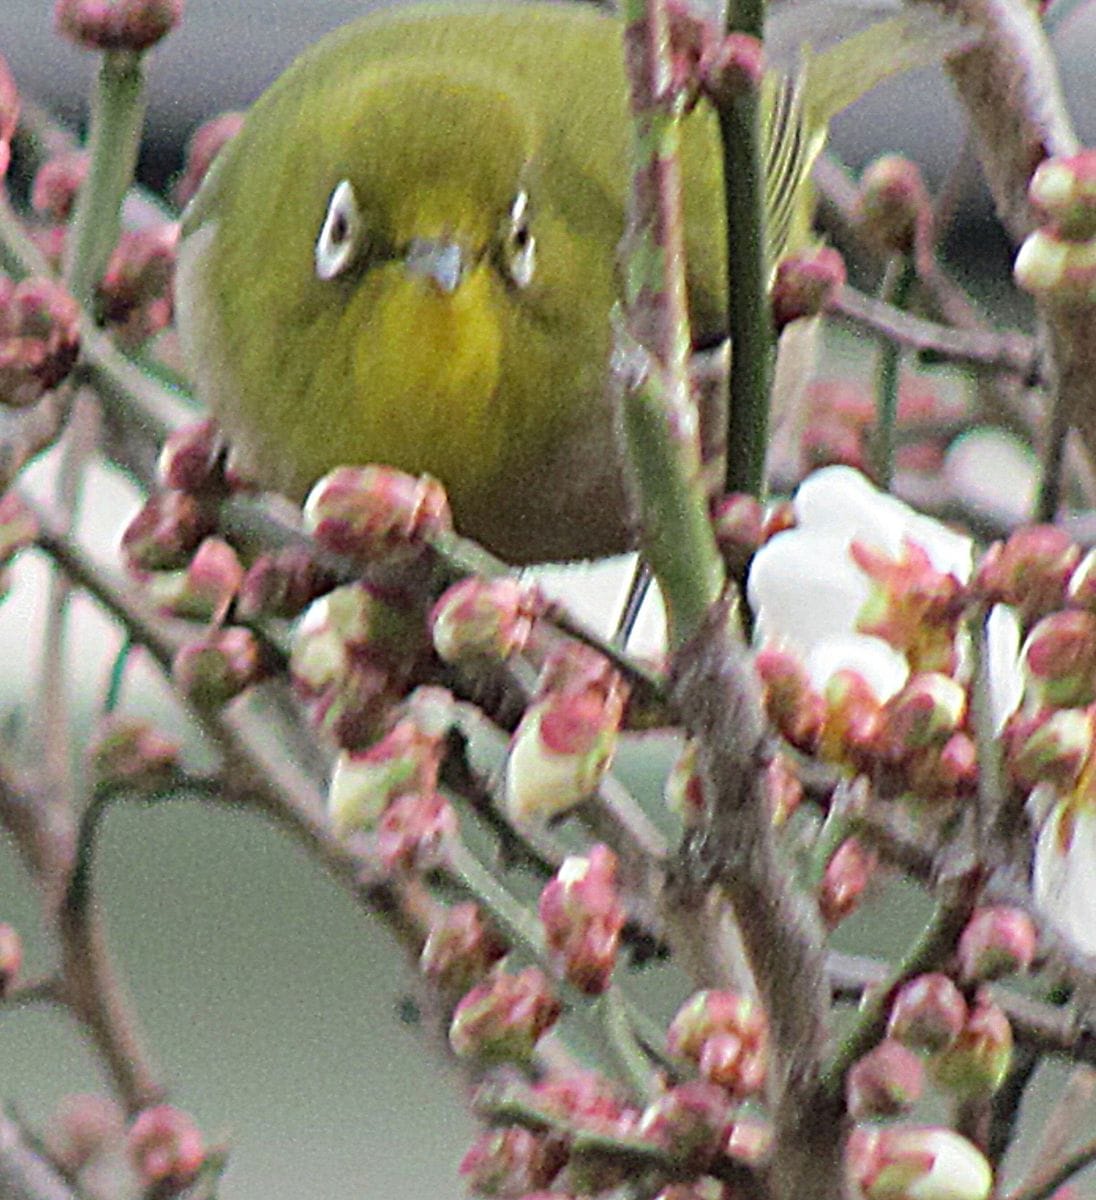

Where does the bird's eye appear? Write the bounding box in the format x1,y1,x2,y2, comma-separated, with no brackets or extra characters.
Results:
501,190,536,289
315,179,364,281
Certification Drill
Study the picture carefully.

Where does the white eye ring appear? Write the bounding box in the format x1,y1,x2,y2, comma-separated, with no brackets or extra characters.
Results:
315,179,363,281
505,190,535,289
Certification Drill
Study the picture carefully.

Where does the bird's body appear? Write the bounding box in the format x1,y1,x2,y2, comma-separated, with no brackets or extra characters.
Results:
176,1,966,563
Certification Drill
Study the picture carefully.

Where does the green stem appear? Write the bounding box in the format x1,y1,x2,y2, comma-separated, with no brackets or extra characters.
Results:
64,50,148,306
597,986,658,1101
871,256,916,489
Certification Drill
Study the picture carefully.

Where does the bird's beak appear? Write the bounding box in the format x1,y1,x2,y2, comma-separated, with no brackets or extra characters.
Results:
403,238,467,295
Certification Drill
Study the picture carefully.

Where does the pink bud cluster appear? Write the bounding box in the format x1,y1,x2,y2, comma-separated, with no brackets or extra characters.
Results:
0,54,17,180
538,844,625,994
126,1105,204,1196
449,965,561,1065
0,275,81,408
856,156,933,263
55,0,184,53
667,989,768,1098
96,223,179,348
431,575,545,665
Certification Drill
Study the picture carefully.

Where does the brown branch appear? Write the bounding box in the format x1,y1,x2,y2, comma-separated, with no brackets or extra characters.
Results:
668,597,844,1200
0,1112,81,1200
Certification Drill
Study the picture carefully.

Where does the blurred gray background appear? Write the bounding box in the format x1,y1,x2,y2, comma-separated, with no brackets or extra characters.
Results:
1,2,1096,1198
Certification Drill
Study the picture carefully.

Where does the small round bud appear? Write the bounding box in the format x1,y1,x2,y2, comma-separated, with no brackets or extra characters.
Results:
149,536,242,621
157,419,225,495
376,791,456,873
172,626,267,706
879,672,967,760
303,465,451,562
420,902,507,995
711,492,764,576
846,1039,925,1119
0,55,17,179
930,992,1013,1099
45,1094,125,1173
851,1126,993,1200
31,152,89,222
974,526,1079,621
55,0,184,52
957,906,1037,982
237,547,336,620
430,576,543,664
1023,609,1096,708
1006,707,1093,791
637,1082,734,1171
449,966,561,1064
819,836,877,927
120,490,213,572
97,224,178,348
0,922,21,995
126,1105,204,1196
459,1127,565,1198
1015,228,1096,305
0,276,81,408
173,111,244,209
88,716,179,790
771,246,846,332
856,155,932,258
538,845,625,995
667,989,767,1098
754,646,824,753
1030,151,1096,240
887,973,967,1053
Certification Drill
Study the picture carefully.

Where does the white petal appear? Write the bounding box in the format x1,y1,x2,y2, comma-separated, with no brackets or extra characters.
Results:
945,430,1038,530
985,604,1023,734
1033,802,1096,959
804,634,909,701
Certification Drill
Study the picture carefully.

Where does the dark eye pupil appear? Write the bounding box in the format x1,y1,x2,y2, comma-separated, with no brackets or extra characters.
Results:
331,212,348,243
513,224,529,249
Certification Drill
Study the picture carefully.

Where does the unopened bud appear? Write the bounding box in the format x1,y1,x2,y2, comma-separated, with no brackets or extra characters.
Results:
56,0,184,52
0,276,81,408
303,465,451,562
88,716,179,790
772,246,846,331
1023,609,1096,708
1030,151,1096,240
819,837,877,927
667,989,767,1097
538,845,625,995
851,1126,992,1200
31,151,89,222
149,536,242,621
97,224,178,347
1015,228,1096,305
846,1039,925,1119
0,55,17,179
712,492,764,575
1007,707,1094,791
45,1094,125,1173
376,791,456,873
174,111,244,209
887,973,967,1053
0,922,21,995
449,966,561,1064
237,547,336,620
857,155,932,258
430,576,543,664
157,419,225,495
172,626,267,706
879,672,967,759
459,1127,565,1198
121,490,213,572
421,902,508,995
755,646,824,752
957,906,1037,982
930,992,1012,1099
975,526,1079,621
637,1081,734,1170
126,1105,204,1196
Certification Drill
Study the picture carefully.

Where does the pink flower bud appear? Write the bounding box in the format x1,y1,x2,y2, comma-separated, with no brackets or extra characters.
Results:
850,1126,992,1200
326,707,447,836
303,465,451,563
763,755,802,826
930,991,1012,1099
430,576,543,664
88,716,179,789
887,973,967,1053
149,536,242,621
724,1117,773,1166
31,151,89,222
505,645,625,824
530,1071,637,1136
755,646,824,753
538,845,624,995
879,672,967,759
421,903,508,994
97,224,178,348
120,490,213,572
667,989,767,1098
375,791,456,872
819,837,877,927
173,111,244,209
0,922,21,995
0,276,81,408
157,419,225,495
958,906,1037,982
712,492,764,576
449,966,561,1064
237,547,336,620
1023,609,1096,708
904,731,979,801
127,1105,204,1196
1006,706,1093,791
45,1094,125,1173
637,1081,734,1170
1030,151,1096,240
1015,228,1096,305
699,33,764,103
974,526,1079,621
55,0,184,52
172,626,267,706
846,1039,925,1118
856,155,933,258
820,669,886,768
459,1127,565,1198
0,55,17,179
771,246,846,331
